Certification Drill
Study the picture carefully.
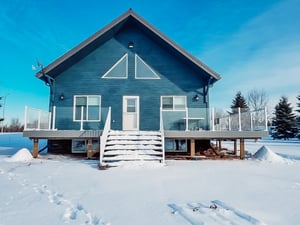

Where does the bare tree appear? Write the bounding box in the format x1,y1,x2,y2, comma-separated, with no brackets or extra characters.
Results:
247,88,268,111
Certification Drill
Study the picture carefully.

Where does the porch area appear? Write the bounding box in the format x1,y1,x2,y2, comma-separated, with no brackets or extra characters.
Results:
23,106,269,162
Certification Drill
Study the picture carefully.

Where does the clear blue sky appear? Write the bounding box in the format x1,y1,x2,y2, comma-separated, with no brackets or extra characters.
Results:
0,0,299,125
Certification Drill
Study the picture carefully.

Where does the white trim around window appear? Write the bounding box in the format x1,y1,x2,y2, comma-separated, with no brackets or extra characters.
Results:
135,54,160,79
101,53,128,79
73,95,101,122
161,96,187,111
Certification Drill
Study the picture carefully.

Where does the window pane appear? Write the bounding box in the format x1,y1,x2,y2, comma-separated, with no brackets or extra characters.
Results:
76,97,87,106
127,99,136,112
174,96,186,110
135,55,160,79
75,106,87,120
162,97,173,110
88,105,100,120
88,96,100,106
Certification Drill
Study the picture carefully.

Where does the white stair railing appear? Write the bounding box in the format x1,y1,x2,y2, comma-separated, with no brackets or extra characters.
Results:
100,107,111,166
160,107,165,164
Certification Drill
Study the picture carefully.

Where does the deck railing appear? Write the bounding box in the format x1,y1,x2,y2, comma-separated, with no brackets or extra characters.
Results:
24,106,52,130
24,106,268,132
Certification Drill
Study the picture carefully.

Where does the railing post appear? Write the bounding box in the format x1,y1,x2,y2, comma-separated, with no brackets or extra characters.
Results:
48,112,52,130
37,110,41,130
250,111,253,131
238,107,242,131
52,106,56,130
160,107,165,165
185,107,188,131
24,106,28,130
211,107,215,131
264,107,268,131
80,106,84,131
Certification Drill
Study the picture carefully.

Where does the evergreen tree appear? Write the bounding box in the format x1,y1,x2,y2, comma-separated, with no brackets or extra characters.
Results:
297,95,300,139
231,91,249,113
272,96,297,140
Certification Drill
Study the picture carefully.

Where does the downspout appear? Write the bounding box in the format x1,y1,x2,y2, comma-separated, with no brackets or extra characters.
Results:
204,76,213,130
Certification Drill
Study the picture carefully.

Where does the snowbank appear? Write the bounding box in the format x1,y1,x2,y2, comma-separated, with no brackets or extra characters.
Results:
6,148,33,162
253,145,288,163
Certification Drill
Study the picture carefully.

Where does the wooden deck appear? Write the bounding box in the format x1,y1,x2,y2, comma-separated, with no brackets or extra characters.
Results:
23,130,103,139
23,129,268,159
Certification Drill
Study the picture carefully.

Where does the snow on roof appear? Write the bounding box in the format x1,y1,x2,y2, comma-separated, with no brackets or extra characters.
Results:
253,145,289,164
6,148,33,162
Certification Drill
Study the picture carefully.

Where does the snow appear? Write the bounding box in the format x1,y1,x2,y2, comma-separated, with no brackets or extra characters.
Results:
253,145,289,164
1,133,300,225
6,148,33,162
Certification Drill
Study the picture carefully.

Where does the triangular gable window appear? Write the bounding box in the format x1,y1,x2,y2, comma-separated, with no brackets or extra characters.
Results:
135,54,160,79
102,53,128,79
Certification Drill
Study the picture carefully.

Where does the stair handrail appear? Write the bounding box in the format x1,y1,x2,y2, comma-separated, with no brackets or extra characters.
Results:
160,107,165,164
100,107,111,166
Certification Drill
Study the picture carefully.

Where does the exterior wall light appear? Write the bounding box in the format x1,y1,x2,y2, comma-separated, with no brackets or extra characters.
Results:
193,94,200,101
128,41,134,48
60,93,65,100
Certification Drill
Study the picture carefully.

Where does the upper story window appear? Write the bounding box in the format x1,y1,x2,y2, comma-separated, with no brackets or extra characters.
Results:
135,54,160,79
101,53,128,79
73,95,101,121
161,96,186,111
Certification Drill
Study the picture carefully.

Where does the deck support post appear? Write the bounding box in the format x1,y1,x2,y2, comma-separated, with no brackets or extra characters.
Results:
233,139,237,155
33,138,39,158
240,138,245,159
218,139,222,150
190,139,195,157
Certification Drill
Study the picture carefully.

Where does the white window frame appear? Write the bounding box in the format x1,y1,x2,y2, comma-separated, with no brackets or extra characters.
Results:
101,53,128,79
73,95,101,122
135,54,160,79
161,96,187,111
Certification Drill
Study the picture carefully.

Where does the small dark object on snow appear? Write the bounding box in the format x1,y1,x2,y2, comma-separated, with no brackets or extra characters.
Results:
192,207,200,212
210,204,217,209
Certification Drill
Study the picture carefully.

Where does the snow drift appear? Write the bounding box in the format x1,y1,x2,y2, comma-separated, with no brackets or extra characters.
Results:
253,145,287,163
6,148,33,162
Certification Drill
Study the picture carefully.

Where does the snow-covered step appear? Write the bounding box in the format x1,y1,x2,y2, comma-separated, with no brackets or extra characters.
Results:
106,140,162,145
104,149,163,156
107,135,161,140
103,154,163,161
101,130,164,167
109,130,161,136
105,144,162,150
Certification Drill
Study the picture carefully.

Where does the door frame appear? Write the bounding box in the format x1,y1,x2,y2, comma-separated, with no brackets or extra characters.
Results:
122,96,140,130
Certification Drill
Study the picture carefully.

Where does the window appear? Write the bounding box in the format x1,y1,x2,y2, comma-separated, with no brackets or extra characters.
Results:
161,96,186,111
101,53,128,79
135,54,160,79
165,139,187,152
74,95,101,121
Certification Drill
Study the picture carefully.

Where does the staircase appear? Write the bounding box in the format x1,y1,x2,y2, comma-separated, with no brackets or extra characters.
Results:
101,130,164,167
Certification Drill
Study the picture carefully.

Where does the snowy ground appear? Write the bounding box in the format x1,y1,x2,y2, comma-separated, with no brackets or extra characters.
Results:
0,133,300,225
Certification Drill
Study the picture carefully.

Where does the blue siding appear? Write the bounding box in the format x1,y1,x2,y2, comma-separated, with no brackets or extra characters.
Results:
51,25,210,131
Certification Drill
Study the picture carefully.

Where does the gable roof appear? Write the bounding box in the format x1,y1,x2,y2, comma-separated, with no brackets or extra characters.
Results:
37,9,221,82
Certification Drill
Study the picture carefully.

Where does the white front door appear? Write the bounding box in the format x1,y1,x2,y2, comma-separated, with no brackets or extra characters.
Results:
122,96,139,130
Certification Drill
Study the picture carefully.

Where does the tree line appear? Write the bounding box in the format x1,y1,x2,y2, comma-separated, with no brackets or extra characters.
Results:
231,89,299,140
1,118,24,132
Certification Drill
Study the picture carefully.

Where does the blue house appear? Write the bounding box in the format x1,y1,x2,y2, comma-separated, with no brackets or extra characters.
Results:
23,9,268,164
